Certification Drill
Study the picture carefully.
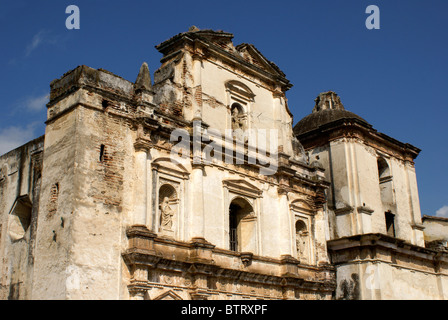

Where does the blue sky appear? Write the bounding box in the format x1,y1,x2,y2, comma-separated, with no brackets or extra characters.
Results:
0,0,446,217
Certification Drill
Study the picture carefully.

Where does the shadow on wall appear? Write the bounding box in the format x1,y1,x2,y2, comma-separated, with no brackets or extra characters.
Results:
338,273,360,300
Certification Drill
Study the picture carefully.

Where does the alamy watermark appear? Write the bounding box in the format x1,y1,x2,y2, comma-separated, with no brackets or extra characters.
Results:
66,5,80,30
65,5,379,31
170,122,279,176
366,5,380,30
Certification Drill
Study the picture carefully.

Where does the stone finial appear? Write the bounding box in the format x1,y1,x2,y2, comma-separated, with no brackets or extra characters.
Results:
312,91,344,113
189,25,200,32
135,62,152,92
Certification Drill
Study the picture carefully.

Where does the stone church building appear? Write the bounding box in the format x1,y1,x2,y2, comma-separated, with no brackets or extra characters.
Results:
1,27,447,300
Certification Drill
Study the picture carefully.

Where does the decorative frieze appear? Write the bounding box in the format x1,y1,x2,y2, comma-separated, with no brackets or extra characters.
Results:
123,224,335,300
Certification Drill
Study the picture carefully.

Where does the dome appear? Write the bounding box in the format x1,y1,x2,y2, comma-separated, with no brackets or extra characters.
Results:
293,91,370,136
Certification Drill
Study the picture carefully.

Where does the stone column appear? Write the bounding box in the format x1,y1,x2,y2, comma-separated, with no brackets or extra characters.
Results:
277,153,294,256
190,163,205,239
278,189,293,256
405,160,425,246
192,50,203,120
190,120,205,239
134,138,151,226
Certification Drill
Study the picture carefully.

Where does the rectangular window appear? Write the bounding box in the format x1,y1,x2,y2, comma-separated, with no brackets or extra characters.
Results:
99,144,105,162
385,212,395,237
229,213,238,251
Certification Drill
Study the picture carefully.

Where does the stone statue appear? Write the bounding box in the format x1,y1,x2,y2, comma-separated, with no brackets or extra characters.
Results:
296,233,306,256
291,135,307,163
296,227,309,262
160,197,174,230
231,105,247,141
231,107,243,130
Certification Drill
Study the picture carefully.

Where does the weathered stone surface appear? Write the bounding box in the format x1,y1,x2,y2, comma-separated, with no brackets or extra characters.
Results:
135,62,152,92
0,28,445,300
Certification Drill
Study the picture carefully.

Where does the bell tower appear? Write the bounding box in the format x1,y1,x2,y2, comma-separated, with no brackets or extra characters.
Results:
294,91,424,244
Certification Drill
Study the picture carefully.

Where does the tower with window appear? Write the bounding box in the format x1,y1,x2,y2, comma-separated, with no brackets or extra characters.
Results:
294,91,427,299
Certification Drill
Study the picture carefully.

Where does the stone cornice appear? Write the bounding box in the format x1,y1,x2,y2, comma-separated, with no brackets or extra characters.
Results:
297,118,421,162
156,31,292,92
327,233,448,275
123,225,336,293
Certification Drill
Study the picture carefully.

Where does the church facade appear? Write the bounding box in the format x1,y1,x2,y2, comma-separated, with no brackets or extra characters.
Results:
0,27,447,300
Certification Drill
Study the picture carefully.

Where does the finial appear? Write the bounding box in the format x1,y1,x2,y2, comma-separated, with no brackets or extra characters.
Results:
312,91,344,112
189,25,200,32
135,62,152,92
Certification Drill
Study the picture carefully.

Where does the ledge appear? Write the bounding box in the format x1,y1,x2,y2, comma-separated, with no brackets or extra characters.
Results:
334,205,353,216
357,205,374,215
123,225,336,293
327,233,448,270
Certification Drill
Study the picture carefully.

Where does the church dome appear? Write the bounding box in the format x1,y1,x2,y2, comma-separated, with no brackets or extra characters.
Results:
293,91,370,136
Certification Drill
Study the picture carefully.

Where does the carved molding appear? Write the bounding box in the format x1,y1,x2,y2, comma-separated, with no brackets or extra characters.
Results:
357,206,374,215
152,157,190,180
134,136,152,152
334,205,354,216
223,179,262,199
290,198,315,215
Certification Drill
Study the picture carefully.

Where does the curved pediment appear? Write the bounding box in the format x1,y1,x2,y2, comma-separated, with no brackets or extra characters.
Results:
152,157,190,179
290,198,315,215
225,80,255,101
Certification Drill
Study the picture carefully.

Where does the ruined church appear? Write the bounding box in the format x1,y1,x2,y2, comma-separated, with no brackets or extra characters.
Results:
1,27,447,300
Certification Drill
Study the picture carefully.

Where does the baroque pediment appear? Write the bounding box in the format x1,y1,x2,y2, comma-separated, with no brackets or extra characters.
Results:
152,157,190,179
235,43,286,77
156,27,288,82
223,179,262,198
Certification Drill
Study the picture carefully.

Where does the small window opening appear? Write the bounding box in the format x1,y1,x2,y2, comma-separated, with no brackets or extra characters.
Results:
102,100,109,109
99,144,105,162
385,211,395,237
377,158,390,181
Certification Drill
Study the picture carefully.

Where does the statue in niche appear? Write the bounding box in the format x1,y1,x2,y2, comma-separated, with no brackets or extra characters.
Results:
296,235,306,257
160,197,174,231
231,104,247,141
295,221,309,262
231,107,243,130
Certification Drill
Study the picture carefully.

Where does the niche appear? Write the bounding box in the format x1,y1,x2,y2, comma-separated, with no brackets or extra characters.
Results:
8,196,32,242
158,184,178,237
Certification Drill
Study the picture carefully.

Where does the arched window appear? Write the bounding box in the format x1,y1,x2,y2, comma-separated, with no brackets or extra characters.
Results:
377,157,396,237
229,197,256,252
377,158,390,180
225,80,254,139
